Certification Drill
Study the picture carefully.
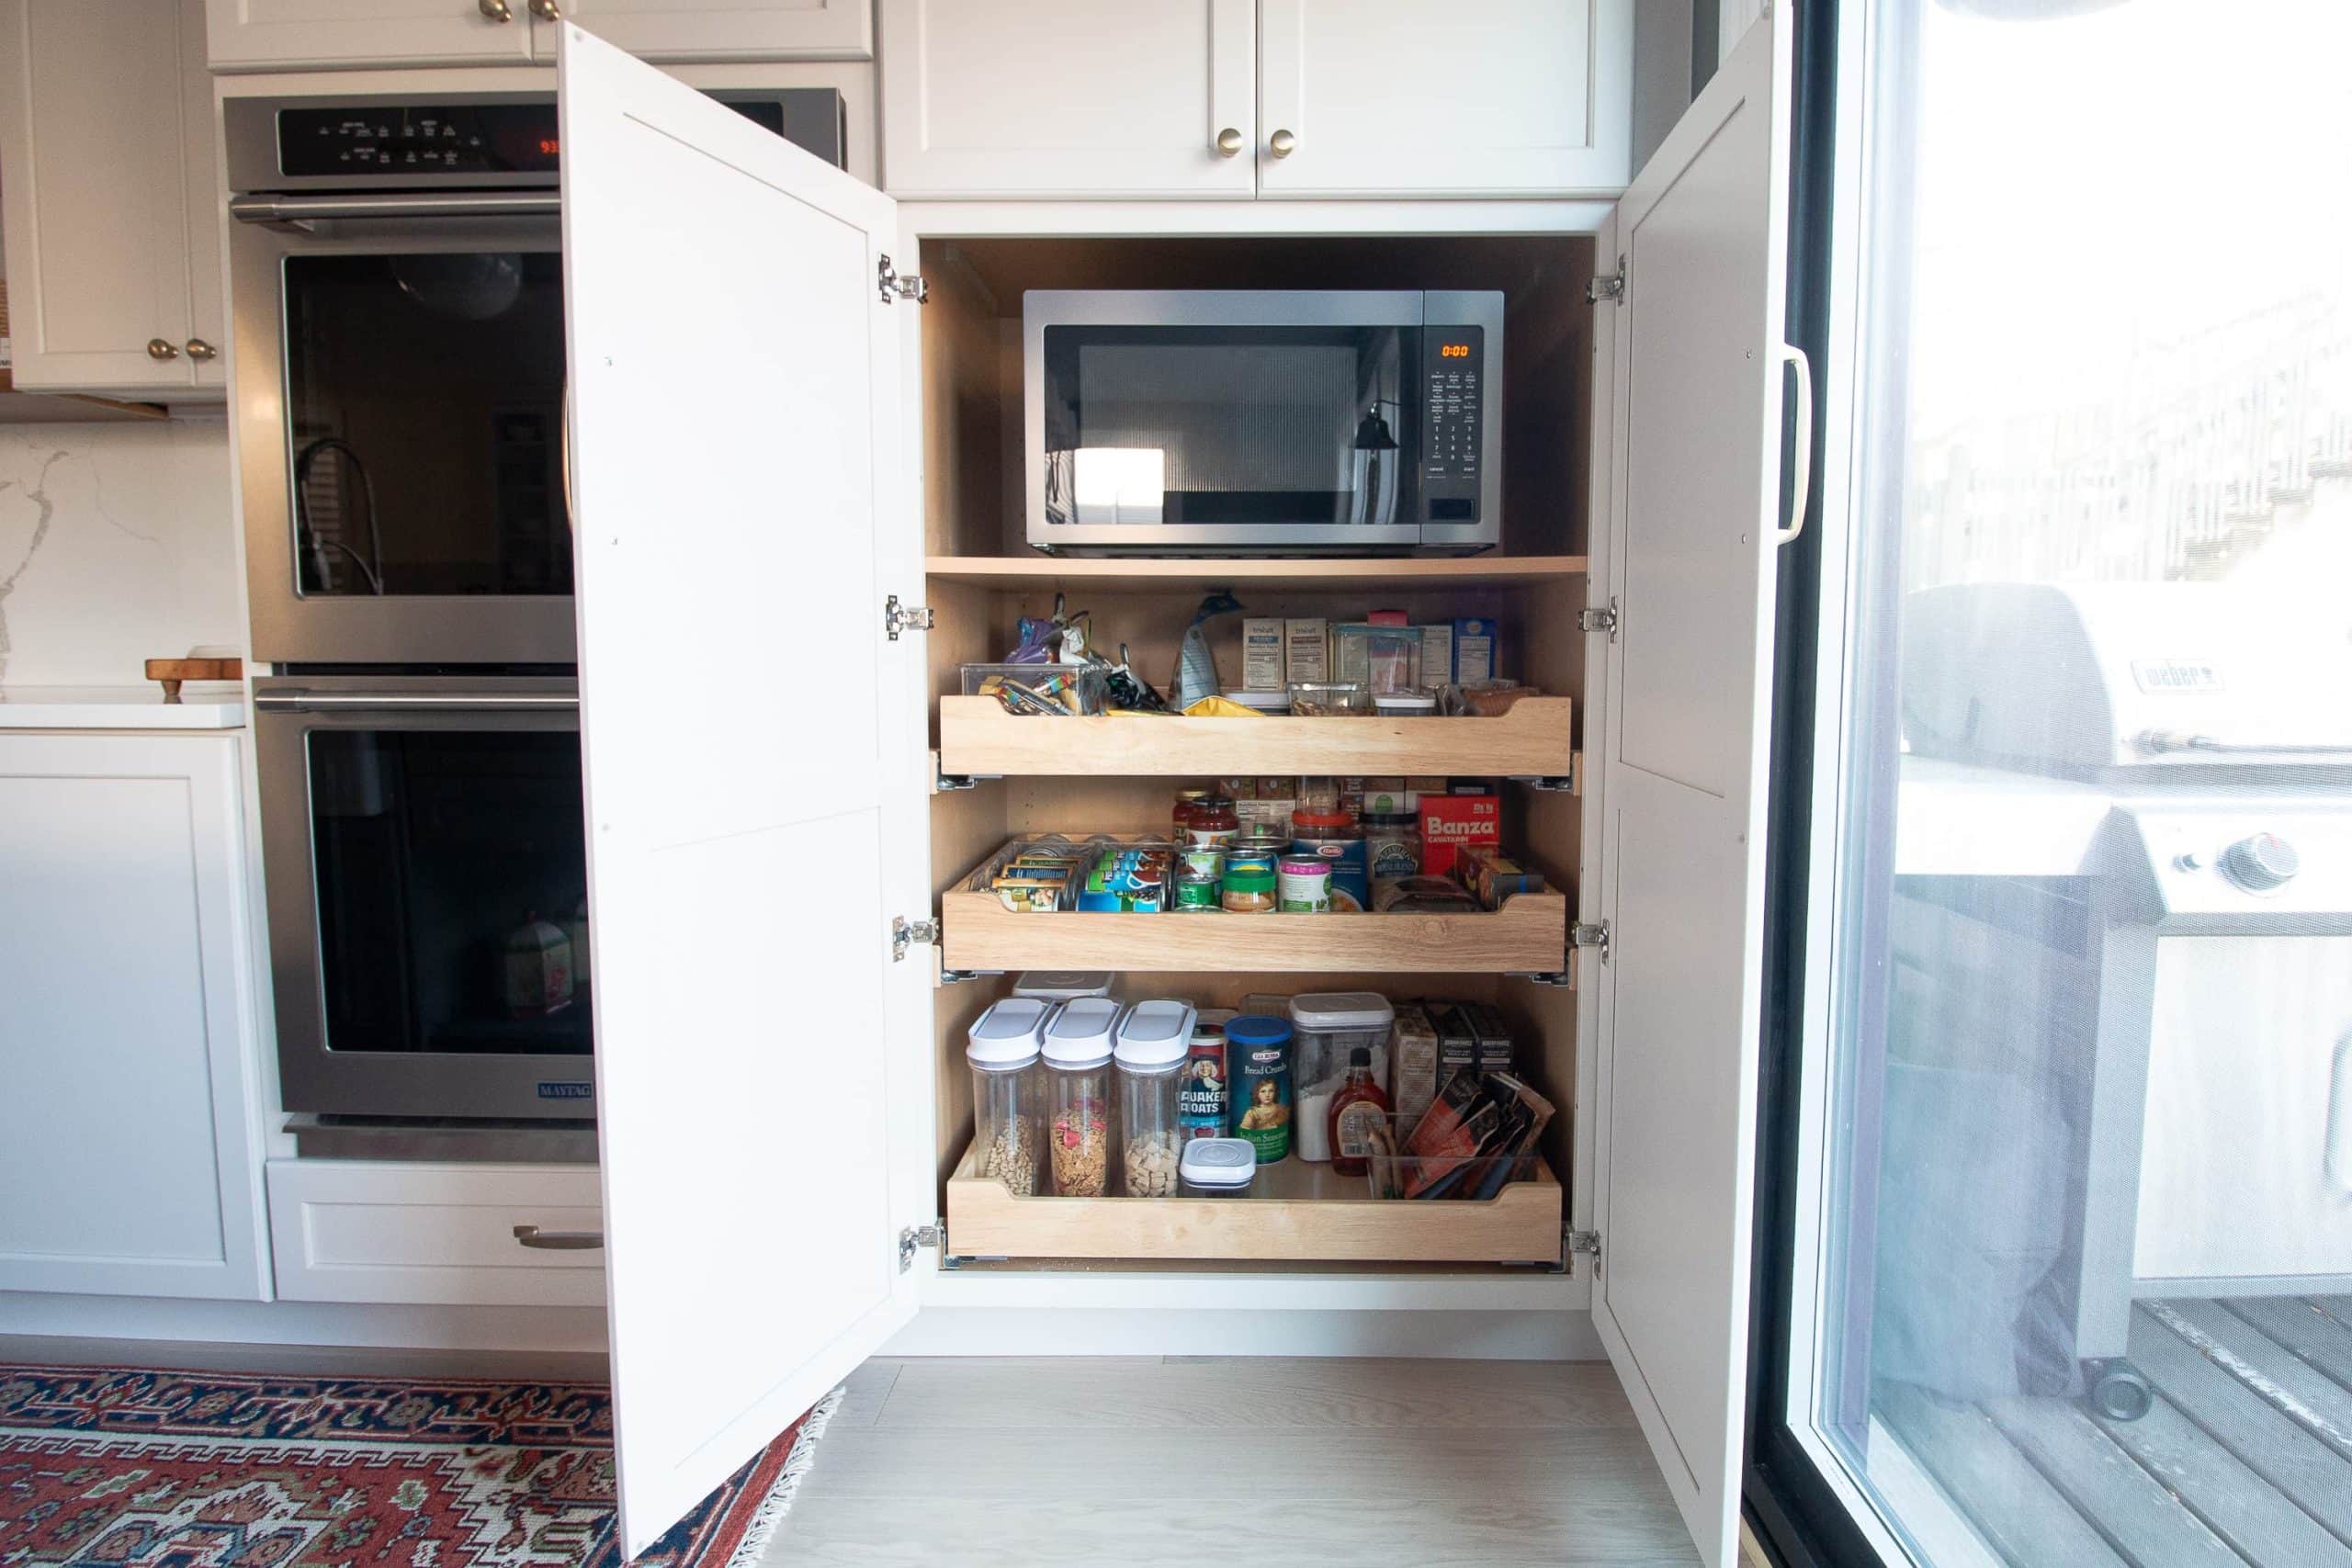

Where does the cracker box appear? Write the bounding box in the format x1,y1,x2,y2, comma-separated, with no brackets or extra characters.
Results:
1419,794,1501,876
1389,1003,1442,1134
1242,617,1286,691
1418,624,1455,686
1285,618,1329,683
1453,616,1499,684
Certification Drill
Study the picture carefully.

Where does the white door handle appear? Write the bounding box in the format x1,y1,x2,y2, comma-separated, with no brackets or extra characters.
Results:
1775,343,1813,546
2328,1035,2352,1195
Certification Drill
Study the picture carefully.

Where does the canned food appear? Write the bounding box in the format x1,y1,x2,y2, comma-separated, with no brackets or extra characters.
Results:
1178,844,1227,880
1173,872,1222,910
1221,858,1277,914
1277,855,1333,913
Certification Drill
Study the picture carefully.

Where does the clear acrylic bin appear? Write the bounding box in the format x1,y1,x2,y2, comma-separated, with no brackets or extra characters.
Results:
961,662,1110,715
1363,1110,1541,1201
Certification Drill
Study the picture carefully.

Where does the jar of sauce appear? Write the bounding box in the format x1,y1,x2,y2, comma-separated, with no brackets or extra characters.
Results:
1186,795,1239,849
1172,788,1211,841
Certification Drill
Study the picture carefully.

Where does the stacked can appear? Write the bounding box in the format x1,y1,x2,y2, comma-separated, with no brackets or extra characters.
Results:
1174,842,1224,911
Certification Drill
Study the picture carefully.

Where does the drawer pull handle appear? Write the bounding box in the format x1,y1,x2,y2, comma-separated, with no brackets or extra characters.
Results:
514,1224,604,1250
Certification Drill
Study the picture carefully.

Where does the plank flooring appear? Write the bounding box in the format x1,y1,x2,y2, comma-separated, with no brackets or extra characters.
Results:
1880,1297,2352,1567
762,1357,1699,1567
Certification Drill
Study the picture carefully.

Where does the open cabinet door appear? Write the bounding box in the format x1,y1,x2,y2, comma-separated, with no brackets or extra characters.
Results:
1589,14,1793,1568
558,27,925,1556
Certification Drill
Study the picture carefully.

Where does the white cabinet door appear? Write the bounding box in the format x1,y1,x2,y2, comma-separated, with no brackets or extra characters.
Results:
559,25,926,1556
878,0,1255,198
553,0,870,62
1256,0,1632,198
179,0,227,389
0,0,209,396
1589,17,1792,1568
0,734,268,1301
205,0,533,70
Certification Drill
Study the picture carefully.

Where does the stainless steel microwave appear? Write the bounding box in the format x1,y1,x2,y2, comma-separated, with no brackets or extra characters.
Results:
1024,290,1504,555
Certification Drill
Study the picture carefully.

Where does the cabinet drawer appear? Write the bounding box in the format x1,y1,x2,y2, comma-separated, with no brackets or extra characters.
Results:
267,1160,605,1307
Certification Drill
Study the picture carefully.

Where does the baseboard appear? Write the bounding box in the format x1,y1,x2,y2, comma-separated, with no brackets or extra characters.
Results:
0,1292,609,1358
882,1306,1604,1359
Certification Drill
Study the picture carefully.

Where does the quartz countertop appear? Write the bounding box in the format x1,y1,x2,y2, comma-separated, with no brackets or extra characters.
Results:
0,684,247,729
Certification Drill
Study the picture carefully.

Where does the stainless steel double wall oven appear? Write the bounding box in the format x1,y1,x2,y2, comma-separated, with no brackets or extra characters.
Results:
232,89,842,1121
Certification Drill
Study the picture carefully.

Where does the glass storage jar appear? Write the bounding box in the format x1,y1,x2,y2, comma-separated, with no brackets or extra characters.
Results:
1114,998,1196,1197
1042,996,1122,1196
966,997,1051,1195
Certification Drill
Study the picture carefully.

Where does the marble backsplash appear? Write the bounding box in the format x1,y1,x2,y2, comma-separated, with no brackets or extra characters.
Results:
0,418,243,687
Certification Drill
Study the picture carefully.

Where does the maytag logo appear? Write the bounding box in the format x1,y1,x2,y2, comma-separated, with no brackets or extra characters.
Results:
537,1081,594,1100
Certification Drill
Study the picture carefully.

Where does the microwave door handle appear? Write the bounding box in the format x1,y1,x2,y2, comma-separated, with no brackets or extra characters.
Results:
230,192,562,225
254,692,579,713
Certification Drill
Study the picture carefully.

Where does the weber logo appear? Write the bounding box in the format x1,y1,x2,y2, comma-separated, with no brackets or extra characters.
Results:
2132,660,2223,694
537,1081,594,1100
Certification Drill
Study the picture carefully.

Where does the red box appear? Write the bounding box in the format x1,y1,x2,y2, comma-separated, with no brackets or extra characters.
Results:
1419,795,1501,877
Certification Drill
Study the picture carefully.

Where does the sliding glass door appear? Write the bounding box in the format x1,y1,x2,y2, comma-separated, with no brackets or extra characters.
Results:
1757,1,2352,1562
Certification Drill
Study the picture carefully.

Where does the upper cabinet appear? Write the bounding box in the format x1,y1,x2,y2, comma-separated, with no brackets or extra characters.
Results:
206,0,871,69
0,0,226,399
878,0,1255,199
878,0,1630,200
1255,0,1632,199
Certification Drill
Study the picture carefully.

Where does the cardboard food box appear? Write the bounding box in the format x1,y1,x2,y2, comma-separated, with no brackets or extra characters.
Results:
1390,1002,1442,1133
1427,1001,1480,1094
1285,618,1329,683
1242,617,1286,691
1419,794,1501,876
1459,1000,1516,1077
1453,616,1499,684
1418,624,1455,686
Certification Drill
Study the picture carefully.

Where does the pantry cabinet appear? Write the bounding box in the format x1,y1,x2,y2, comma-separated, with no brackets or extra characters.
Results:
557,14,1792,1566
0,0,227,399
877,0,1631,199
204,0,868,70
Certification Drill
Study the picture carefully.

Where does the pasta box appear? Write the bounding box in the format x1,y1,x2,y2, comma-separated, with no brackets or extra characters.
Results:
1419,794,1501,876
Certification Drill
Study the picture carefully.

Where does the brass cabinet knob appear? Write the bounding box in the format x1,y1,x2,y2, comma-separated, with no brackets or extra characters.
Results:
479,0,514,21
528,0,560,17
1216,127,1244,157
185,338,218,362
1268,129,1296,158
147,338,179,361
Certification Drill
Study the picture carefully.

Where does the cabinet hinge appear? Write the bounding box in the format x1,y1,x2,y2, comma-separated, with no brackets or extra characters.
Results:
1571,920,1611,962
877,254,929,304
891,914,939,962
1586,257,1626,305
1508,758,1577,794
886,594,934,640
899,1220,947,1272
1567,1228,1602,1273
1578,599,1620,640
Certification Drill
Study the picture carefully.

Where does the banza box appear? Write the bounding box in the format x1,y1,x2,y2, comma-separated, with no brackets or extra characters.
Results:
1419,795,1500,876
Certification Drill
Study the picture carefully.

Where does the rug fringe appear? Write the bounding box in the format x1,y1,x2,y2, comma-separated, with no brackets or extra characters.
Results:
721,1384,844,1568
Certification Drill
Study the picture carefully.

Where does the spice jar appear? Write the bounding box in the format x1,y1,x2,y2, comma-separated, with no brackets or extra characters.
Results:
1221,852,1278,913
966,997,1049,1195
1114,999,1195,1198
1042,997,1121,1196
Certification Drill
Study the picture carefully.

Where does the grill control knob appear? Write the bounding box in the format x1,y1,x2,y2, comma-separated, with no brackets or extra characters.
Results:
2222,832,2300,892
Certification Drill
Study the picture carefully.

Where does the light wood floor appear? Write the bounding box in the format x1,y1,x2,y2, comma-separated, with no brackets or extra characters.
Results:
762,1356,1701,1567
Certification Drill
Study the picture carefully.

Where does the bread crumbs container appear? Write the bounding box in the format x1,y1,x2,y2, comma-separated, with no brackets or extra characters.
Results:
1043,996,1122,1195
1114,999,1196,1197
1226,1014,1295,1163
1179,1137,1258,1198
966,997,1051,1195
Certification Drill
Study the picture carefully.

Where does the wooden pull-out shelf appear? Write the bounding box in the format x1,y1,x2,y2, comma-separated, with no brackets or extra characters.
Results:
944,1141,1564,1265
940,885,1569,974
938,694,1577,782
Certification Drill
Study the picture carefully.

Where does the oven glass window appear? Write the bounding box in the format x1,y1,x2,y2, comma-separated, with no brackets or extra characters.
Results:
309,729,590,1056
1039,325,1426,528
283,253,570,596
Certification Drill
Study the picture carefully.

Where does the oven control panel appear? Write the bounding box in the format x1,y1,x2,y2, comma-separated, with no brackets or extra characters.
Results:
277,102,789,178
1420,325,1485,523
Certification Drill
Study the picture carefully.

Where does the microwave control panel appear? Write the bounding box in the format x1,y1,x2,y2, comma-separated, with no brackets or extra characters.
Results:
1420,327,1485,522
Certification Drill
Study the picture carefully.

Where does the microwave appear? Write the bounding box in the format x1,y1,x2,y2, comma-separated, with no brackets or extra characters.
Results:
1024,290,1503,555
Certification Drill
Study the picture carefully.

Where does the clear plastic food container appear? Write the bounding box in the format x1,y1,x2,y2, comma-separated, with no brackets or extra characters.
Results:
1042,996,1122,1196
1114,998,1196,1198
1287,992,1396,1102
1288,680,1374,716
1012,971,1114,1000
966,997,1051,1195
1179,1137,1259,1198
961,662,1109,715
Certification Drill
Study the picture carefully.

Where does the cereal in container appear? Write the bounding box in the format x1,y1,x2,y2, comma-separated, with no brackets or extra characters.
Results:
1113,999,1196,1198
965,997,1050,1195
1042,997,1122,1196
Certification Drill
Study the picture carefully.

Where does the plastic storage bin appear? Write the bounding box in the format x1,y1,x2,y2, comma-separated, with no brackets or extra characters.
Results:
1114,998,1196,1197
1012,971,1114,1000
967,997,1051,1195
1043,996,1122,1195
1179,1137,1258,1197
1289,993,1396,1100
961,662,1109,715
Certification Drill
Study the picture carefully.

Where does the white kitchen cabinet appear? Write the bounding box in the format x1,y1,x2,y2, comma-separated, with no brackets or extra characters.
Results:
0,732,269,1301
0,0,226,399
877,0,1253,198
206,0,869,69
878,0,1629,200
559,9,1793,1562
1256,0,1634,198
267,1160,606,1306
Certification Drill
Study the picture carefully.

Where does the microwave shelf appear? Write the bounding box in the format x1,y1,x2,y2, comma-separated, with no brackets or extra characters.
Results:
922,553,1589,592
938,694,1577,783
943,1138,1565,1266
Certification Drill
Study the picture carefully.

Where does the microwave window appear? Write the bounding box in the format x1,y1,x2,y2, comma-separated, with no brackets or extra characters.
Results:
309,728,591,1058
282,254,571,597
1040,325,1421,529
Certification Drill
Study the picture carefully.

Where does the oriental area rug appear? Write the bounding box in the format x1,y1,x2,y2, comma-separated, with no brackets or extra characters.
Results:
0,1364,838,1568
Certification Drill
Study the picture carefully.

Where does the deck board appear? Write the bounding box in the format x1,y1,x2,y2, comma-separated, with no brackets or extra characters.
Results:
2158,1300,2352,1461
1983,1393,2244,1568
1876,1381,2129,1566
2225,1297,2352,1400
2091,1395,2352,1568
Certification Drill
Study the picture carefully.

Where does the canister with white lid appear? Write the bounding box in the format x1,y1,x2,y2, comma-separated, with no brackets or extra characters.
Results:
1179,1137,1258,1197
1012,971,1114,1000
1288,992,1396,1097
1114,1000,1196,1197
1042,997,1122,1195
966,997,1051,1194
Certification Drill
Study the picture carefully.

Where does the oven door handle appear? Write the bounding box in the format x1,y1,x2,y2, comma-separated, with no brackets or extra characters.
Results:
230,192,561,225
255,691,579,713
